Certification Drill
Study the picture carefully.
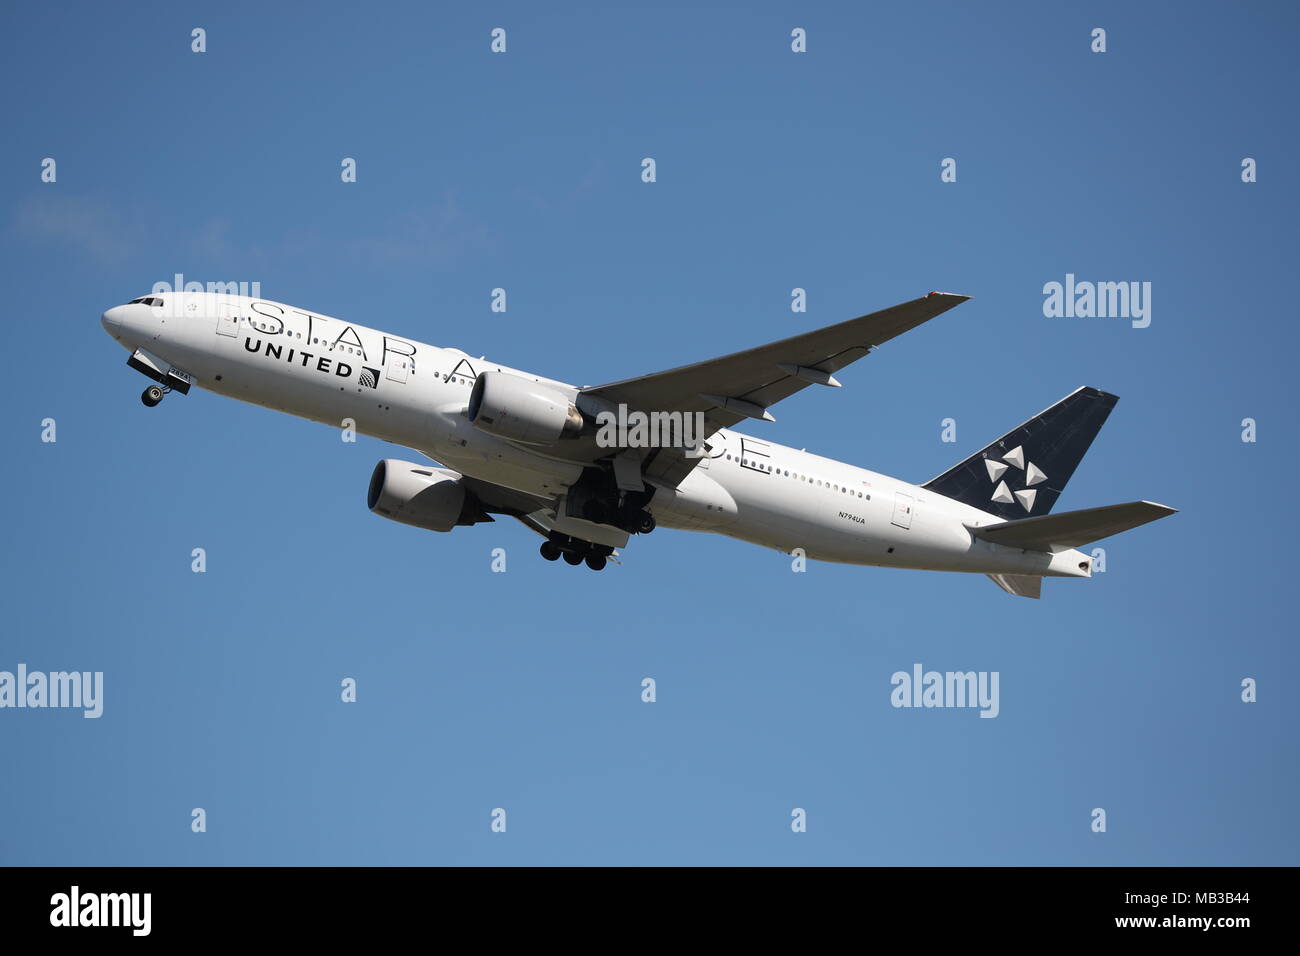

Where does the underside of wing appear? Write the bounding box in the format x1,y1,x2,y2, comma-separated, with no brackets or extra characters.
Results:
458,473,630,549
458,474,552,517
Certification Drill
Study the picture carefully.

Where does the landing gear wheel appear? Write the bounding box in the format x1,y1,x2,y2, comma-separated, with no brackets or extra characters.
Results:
562,550,584,566
539,541,561,561
636,511,656,534
585,553,607,571
141,385,164,407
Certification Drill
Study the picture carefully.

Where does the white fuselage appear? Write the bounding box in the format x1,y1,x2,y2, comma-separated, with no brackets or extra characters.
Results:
100,292,1091,579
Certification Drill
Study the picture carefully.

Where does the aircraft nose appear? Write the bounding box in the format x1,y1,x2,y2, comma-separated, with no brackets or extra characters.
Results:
101,305,127,333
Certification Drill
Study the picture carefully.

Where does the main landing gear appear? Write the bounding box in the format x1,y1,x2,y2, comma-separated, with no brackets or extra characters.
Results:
141,384,167,407
580,501,655,535
540,533,612,571
566,467,657,536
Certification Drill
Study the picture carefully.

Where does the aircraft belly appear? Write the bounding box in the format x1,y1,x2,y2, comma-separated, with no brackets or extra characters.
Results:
725,475,844,556
648,470,738,531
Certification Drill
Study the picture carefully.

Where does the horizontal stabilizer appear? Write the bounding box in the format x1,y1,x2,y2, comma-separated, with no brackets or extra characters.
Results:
973,500,1177,553
987,573,1042,599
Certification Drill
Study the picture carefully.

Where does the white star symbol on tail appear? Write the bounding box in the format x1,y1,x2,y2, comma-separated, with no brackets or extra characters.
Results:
986,448,1047,512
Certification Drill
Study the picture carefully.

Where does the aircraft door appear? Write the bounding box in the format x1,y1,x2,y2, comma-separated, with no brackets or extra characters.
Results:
891,492,914,530
386,354,410,383
215,301,239,337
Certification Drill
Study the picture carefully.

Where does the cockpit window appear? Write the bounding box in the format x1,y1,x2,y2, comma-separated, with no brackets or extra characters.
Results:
129,296,165,306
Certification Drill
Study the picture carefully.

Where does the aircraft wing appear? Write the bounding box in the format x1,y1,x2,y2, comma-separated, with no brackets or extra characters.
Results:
458,473,630,549
457,474,551,517
578,292,970,486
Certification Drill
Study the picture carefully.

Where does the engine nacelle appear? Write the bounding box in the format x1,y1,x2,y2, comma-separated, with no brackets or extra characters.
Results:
467,370,583,445
367,459,472,533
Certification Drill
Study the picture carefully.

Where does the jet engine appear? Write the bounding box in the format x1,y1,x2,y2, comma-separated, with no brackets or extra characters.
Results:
467,371,584,445
367,459,488,532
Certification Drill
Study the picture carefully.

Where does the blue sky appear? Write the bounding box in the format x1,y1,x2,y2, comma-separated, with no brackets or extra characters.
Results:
1,0,1296,865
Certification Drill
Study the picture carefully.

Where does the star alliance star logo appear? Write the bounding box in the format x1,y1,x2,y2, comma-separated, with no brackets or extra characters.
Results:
985,445,1046,512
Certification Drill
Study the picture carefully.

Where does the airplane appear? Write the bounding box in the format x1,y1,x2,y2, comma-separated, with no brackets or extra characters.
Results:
100,290,1175,597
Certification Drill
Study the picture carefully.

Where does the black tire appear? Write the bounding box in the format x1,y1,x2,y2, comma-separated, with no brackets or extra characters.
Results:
585,553,607,571
637,511,656,534
141,385,164,407
539,541,561,561
562,550,584,566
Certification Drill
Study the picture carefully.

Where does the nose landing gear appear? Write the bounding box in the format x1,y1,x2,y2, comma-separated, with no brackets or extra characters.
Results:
126,349,193,407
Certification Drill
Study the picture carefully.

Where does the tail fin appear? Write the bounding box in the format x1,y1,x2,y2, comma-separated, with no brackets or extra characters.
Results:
923,386,1118,519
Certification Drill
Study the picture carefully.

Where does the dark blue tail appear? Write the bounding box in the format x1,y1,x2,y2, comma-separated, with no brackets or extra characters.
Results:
922,387,1118,519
